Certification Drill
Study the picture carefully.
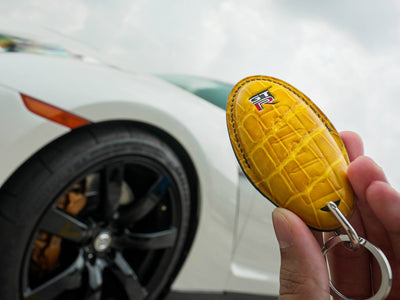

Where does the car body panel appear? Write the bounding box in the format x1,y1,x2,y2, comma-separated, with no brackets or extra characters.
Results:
226,174,279,294
0,51,279,295
0,85,68,187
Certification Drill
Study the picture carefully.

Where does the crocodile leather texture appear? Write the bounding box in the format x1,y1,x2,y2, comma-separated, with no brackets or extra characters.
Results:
227,75,355,231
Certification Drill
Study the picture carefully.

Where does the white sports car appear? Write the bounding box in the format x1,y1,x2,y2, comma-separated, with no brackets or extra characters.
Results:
0,33,280,300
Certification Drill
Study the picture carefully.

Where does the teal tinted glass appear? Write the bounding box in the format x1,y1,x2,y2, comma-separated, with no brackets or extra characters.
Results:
159,74,233,110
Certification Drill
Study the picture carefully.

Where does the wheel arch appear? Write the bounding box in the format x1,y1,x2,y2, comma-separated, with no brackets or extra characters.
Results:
0,118,201,299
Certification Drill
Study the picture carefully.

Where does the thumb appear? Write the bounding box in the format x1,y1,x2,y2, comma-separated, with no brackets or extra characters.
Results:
272,208,330,300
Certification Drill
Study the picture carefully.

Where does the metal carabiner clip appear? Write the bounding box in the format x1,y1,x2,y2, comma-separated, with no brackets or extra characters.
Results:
321,201,393,300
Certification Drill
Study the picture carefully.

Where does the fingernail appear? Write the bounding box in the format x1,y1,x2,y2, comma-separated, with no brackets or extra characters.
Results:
272,208,293,249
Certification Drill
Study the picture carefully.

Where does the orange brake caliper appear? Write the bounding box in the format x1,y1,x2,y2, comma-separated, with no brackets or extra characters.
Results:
30,181,87,277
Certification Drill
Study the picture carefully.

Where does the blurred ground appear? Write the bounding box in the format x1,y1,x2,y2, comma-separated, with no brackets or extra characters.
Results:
166,291,277,299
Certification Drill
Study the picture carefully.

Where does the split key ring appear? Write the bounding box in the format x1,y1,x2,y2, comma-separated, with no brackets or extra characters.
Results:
322,202,393,300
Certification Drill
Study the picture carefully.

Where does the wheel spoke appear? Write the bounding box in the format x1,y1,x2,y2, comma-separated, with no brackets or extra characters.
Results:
101,162,125,221
110,252,147,300
39,207,90,243
118,174,171,223
85,258,107,300
114,227,177,250
24,252,85,299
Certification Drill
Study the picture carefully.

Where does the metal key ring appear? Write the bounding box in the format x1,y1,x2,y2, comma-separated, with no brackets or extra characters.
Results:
322,234,392,300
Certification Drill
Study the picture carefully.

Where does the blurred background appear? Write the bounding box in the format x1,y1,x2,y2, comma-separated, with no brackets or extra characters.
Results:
0,0,399,190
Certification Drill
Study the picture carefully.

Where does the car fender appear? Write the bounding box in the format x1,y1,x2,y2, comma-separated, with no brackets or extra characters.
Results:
0,53,240,291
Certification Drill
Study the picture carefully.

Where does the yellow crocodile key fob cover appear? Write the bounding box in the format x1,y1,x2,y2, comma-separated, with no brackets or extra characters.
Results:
227,75,355,231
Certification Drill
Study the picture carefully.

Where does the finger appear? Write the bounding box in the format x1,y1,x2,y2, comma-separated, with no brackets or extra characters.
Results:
313,132,365,295
347,156,390,251
348,156,388,204
367,181,400,262
367,180,400,297
348,156,393,295
272,208,330,300
338,132,367,239
325,134,371,298
340,131,364,161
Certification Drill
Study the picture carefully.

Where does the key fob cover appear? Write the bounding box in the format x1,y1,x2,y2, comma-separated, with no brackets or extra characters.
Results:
227,75,355,231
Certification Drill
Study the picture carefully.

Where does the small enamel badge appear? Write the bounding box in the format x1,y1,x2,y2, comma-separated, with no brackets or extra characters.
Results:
248,88,277,111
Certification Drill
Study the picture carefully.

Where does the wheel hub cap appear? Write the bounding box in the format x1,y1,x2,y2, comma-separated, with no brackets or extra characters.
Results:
93,231,112,252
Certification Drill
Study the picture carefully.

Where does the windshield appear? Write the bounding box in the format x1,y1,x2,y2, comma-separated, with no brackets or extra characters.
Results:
159,74,233,110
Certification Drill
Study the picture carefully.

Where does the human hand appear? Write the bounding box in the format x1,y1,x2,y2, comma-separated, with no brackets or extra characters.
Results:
272,131,400,299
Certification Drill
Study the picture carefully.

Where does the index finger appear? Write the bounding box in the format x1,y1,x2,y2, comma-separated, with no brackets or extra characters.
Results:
324,131,372,298
312,131,364,246
340,131,364,161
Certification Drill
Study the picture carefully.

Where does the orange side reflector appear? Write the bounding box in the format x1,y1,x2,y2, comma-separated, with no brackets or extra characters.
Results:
21,94,91,129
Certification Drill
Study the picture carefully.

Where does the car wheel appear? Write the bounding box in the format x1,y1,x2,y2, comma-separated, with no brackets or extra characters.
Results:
0,122,191,300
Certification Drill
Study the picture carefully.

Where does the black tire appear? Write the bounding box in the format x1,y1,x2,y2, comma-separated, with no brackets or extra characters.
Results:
0,122,191,300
